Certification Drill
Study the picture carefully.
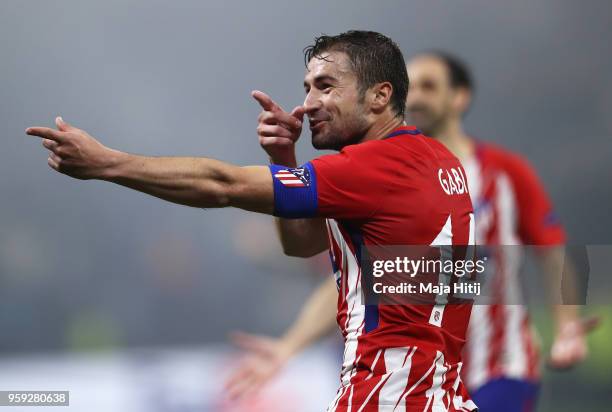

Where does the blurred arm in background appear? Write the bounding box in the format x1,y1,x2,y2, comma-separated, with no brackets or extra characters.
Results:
536,247,600,369
253,90,329,257
510,153,599,369
225,276,338,399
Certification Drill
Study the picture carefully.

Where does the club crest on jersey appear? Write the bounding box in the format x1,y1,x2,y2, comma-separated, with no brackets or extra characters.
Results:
274,167,311,188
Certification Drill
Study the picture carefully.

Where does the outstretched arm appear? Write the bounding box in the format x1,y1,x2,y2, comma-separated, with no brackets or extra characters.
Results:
26,117,274,214
253,91,328,257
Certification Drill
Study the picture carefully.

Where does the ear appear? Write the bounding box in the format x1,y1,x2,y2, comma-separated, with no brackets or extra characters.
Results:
369,82,394,114
452,87,472,114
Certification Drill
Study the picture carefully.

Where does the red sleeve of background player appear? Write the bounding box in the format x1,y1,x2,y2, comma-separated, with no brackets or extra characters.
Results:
505,154,566,245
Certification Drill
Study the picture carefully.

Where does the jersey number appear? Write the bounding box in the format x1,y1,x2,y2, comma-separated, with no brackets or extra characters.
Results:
428,213,475,327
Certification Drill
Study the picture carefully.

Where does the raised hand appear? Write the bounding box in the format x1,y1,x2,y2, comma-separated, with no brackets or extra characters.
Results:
252,90,304,167
548,315,601,370
26,117,115,180
224,331,294,400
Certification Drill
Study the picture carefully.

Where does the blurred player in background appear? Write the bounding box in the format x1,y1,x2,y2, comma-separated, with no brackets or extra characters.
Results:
27,31,478,411
227,51,596,412
405,52,587,411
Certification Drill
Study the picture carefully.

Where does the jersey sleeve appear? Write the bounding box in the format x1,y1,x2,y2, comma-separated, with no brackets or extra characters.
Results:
268,146,385,219
505,154,566,245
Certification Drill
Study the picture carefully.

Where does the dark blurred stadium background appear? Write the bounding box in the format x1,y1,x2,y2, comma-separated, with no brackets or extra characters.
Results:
1,0,611,411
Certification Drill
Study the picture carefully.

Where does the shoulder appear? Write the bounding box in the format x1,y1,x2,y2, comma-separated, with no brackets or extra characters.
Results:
361,130,459,162
476,142,556,212
311,137,402,167
477,141,538,179
312,130,461,170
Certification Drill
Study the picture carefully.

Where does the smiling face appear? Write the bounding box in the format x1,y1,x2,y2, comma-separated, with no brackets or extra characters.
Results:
303,51,370,150
406,55,467,136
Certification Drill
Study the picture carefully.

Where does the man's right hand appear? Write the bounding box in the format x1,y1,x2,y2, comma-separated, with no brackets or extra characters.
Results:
26,117,117,180
252,90,304,167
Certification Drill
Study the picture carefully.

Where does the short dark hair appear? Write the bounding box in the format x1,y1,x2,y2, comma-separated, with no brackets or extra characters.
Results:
426,51,474,91
304,30,408,117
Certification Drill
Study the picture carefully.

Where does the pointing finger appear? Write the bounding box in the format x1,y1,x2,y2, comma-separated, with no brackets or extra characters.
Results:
252,90,281,112
26,127,64,142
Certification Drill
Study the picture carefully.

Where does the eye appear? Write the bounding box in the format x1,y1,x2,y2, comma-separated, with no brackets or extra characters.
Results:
321,84,333,93
422,80,437,92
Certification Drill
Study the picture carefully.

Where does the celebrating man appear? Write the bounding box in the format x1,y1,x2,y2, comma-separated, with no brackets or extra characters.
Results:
228,50,594,412
28,31,477,411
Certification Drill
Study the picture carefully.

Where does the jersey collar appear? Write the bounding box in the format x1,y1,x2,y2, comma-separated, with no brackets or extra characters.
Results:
384,125,422,139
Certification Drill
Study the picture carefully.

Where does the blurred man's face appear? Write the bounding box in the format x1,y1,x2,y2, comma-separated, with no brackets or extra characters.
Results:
406,56,457,136
303,51,369,150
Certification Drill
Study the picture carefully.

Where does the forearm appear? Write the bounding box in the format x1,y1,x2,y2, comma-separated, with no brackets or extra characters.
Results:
274,217,329,257
280,276,338,357
102,150,272,213
538,246,581,331
264,142,329,256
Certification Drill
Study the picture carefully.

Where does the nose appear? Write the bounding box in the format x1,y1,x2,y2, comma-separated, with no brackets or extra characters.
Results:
406,87,419,104
407,84,428,105
303,90,322,114
406,92,424,111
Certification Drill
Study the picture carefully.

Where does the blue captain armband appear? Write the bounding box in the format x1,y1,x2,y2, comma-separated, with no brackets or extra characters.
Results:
268,163,318,218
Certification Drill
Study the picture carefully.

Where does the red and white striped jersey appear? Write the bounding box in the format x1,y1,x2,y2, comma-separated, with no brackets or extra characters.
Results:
460,141,566,391
269,126,477,411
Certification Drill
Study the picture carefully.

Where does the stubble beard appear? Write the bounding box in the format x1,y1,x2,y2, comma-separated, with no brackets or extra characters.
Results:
311,105,369,151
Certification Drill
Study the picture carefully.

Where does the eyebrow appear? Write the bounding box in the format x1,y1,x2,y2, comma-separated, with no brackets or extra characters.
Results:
304,75,337,88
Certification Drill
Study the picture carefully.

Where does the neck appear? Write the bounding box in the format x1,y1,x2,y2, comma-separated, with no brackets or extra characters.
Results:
361,114,406,143
430,118,474,160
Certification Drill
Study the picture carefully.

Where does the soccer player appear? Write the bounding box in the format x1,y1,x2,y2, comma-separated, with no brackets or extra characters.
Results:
26,31,477,411
406,52,590,412
227,51,595,411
